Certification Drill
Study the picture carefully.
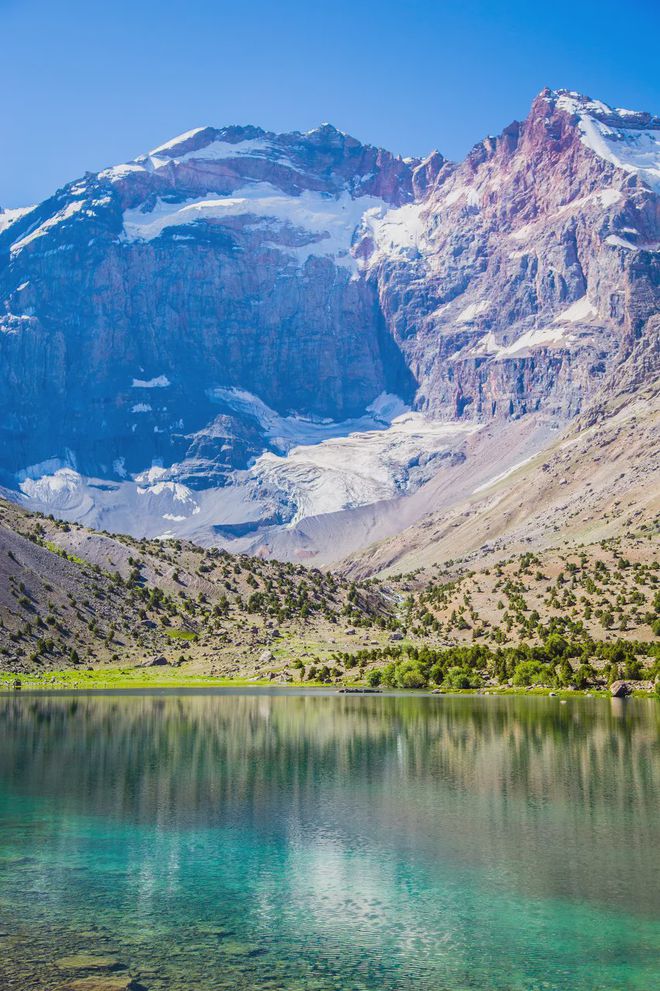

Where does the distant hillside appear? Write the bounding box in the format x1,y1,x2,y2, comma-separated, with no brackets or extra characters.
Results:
0,499,391,678
0,499,657,694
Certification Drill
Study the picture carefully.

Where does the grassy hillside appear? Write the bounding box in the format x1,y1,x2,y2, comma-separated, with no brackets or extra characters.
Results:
0,499,393,679
0,499,657,694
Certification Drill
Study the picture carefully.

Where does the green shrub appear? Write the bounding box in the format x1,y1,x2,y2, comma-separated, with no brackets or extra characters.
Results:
395,661,428,689
443,666,482,690
512,660,548,686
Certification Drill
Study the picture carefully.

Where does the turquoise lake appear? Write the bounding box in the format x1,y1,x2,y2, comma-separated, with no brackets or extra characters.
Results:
0,690,658,990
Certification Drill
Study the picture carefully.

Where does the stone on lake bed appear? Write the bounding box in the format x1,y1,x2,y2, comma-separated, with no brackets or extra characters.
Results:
57,977,146,991
56,955,126,971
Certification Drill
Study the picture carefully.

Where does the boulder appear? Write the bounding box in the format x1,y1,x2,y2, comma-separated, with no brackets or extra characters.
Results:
138,656,169,668
610,680,632,698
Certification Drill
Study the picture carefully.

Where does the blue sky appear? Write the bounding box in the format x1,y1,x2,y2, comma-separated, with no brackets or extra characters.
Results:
2,0,659,207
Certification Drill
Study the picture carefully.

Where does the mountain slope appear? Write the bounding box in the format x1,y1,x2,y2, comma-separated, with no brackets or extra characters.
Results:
341,314,659,577
1,498,657,693
0,89,658,560
0,498,392,677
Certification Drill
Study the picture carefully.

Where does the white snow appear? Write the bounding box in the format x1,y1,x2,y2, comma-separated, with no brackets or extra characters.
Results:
469,316,579,359
19,468,95,515
148,137,275,169
149,127,209,155
100,132,302,185
98,163,145,183
130,403,152,413
604,234,637,250
122,184,387,271
554,93,612,117
598,188,623,207
456,300,490,324
132,375,171,388
209,387,408,455
445,186,464,205
498,325,572,356
133,465,165,483
361,202,426,259
578,116,660,191
469,331,502,356
0,205,35,235
553,297,597,323
472,454,537,494
552,96,660,192
10,201,85,255
250,411,480,523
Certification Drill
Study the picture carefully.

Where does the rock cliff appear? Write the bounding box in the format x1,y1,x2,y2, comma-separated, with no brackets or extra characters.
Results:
0,89,657,552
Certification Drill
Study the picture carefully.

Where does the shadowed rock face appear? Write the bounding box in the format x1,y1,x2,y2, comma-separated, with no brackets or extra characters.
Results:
0,123,420,481
0,91,657,543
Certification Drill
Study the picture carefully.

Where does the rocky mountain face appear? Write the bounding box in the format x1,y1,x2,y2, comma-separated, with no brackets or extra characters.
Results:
0,89,658,557
364,89,659,420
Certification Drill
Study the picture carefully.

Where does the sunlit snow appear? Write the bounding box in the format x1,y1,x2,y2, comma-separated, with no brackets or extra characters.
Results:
132,375,171,388
122,185,387,271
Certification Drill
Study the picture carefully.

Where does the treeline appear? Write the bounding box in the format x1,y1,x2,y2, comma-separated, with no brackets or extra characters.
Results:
328,638,660,691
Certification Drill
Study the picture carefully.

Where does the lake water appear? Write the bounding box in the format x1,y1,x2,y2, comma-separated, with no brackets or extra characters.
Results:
0,690,658,990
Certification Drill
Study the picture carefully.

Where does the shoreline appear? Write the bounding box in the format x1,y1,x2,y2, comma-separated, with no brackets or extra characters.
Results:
0,669,656,699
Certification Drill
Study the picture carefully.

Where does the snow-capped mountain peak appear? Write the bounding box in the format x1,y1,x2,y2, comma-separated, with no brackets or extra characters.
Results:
0,89,657,563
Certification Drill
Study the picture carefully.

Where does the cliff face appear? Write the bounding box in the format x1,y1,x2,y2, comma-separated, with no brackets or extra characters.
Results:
0,124,419,482
363,89,659,420
0,90,657,547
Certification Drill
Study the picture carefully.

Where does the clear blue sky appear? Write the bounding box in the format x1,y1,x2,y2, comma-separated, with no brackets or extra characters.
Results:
3,0,659,207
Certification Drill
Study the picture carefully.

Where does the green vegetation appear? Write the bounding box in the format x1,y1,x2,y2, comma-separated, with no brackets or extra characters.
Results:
345,638,658,693
0,667,271,691
0,500,657,698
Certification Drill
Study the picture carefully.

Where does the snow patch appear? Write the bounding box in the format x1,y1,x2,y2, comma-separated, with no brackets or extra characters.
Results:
19,468,92,513
132,375,171,388
10,201,85,254
472,455,537,494
361,202,426,259
0,205,35,235
499,325,572,356
250,412,481,523
122,184,387,272
209,387,409,454
456,300,490,324
553,297,597,323
554,98,660,192
598,188,623,207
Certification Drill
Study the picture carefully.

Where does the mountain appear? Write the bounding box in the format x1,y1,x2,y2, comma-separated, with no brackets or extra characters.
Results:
0,89,658,564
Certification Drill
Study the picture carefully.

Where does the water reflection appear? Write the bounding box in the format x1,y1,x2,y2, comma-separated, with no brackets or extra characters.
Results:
0,691,658,990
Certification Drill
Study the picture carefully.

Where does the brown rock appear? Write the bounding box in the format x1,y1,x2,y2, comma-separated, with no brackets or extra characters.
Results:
610,680,632,698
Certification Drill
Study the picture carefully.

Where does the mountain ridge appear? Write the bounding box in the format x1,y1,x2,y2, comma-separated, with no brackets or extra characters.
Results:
0,87,657,565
